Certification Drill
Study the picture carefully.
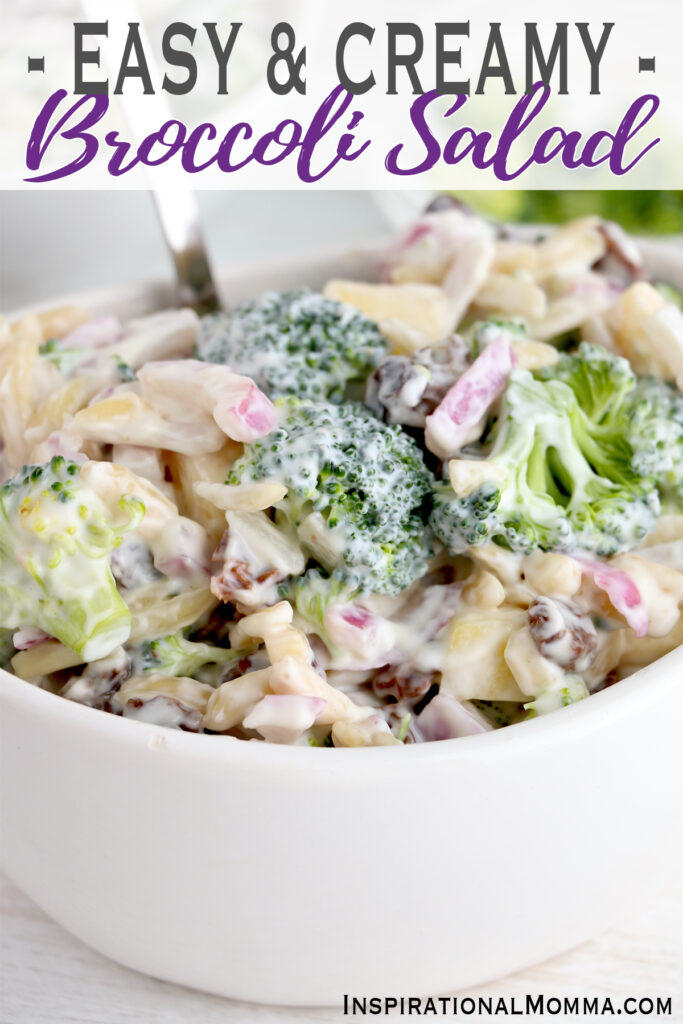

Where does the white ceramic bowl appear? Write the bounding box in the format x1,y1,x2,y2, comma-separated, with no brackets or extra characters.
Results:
2,242,683,1007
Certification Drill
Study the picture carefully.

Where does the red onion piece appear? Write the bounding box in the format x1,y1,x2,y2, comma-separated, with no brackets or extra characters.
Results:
425,335,516,459
575,556,648,638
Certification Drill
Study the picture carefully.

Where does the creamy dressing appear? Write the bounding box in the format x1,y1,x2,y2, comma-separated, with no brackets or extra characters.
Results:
230,400,433,593
4,210,683,744
366,336,470,427
524,675,589,716
211,511,305,609
0,466,133,661
61,646,131,708
111,535,161,590
528,596,598,672
121,695,202,730
197,290,386,402
637,539,683,571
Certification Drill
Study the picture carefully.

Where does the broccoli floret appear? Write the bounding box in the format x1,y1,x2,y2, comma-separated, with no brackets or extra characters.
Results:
470,700,523,728
537,342,636,423
469,316,529,356
0,628,15,670
290,568,350,624
307,732,334,747
545,344,683,512
396,712,412,742
627,376,683,509
431,355,660,556
524,675,589,717
135,632,242,680
39,339,92,377
196,289,387,402
114,356,136,382
0,457,143,661
228,399,435,595
39,341,136,383
288,569,352,654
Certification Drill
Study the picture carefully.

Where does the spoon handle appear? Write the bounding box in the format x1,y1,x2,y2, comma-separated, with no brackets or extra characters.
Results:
152,188,221,316
78,2,221,314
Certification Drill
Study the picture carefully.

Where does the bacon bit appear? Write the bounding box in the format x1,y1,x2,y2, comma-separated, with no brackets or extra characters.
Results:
211,560,281,604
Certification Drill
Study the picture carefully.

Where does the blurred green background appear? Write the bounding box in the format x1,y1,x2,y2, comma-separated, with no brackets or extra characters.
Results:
451,191,683,234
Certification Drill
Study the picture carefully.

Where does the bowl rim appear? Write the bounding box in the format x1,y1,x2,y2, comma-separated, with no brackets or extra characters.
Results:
3,236,683,769
9,233,683,322
2,642,681,772
7,237,392,323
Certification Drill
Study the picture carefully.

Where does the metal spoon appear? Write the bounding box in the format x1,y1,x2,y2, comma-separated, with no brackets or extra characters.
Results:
78,3,221,315
152,188,221,316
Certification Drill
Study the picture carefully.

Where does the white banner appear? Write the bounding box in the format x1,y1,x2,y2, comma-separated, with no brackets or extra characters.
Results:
1,0,681,188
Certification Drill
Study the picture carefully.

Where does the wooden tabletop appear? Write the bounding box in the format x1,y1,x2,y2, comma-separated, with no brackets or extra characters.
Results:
1,872,681,1022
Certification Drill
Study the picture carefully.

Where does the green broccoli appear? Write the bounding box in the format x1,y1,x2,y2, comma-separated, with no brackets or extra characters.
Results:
228,398,435,595
0,628,15,670
288,569,353,655
114,356,136,382
431,350,660,556
470,700,523,728
290,568,349,624
538,343,636,423
135,632,243,681
396,713,412,742
38,339,82,376
196,289,387,402
626,375,683,509
39,341,136,382
39,339,92,377
469,317,529,357
307,732,334,747
524,675,589,717
0,457,143,661
544,344,683,511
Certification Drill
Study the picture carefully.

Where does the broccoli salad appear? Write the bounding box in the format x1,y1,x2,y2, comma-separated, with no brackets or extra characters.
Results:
1,203,683,746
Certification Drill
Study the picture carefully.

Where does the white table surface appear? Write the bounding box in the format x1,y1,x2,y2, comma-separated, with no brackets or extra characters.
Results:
1,872,682,1022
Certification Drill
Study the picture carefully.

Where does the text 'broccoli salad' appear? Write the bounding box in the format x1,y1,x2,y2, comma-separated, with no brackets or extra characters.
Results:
1,202,683,746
